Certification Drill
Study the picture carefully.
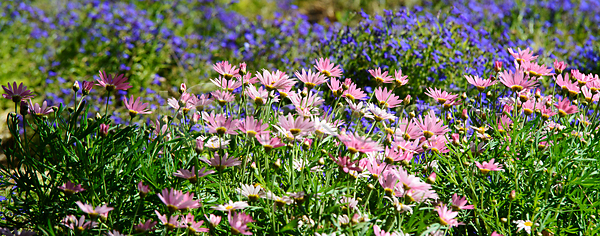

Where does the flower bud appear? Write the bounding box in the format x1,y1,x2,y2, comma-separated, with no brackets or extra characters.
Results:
273,158,282,169
20,101,29,117
501,217,508,223
509,190,516,200
318,157,325,165
494,61,503,72
72,81,80,93
179,83,187,94
195,138,204,154
95,112,102,120
99,124,109,137
403,95,411,105
409,111,415,119
427,172,436,184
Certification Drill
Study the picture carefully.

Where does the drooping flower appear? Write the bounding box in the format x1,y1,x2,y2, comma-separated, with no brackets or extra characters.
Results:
368,67,394,84
157,188,201,212
554,98,578,117
375,87,402,108
314,57,342,78
96,71,132,92
465,75,496,91
213,61,240,79
228,212,255,235
451,194,474,210
202,111,240,135
330,154,362,173
295,69,327,89
500,69,537,92
425,87,458,104
3,82,35,104
201,152,241,171
58,181,85,196
474,158,504,175
211,200,249,211
75,201,114,219
123,95,152,118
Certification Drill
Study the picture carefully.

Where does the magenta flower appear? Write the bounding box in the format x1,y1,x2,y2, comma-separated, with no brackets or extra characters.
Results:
507,47,538,63
213,61,240,79
375,87,402,108
451,194,474,210
295,69,327,89
181,213,209,233
500,69,537,92
435,204,462,228
201,152,241,171
393,69,409,87
28,100,53,116
425,87,458,104
202,111,240,135
494,61,503,72
465,75,496,91
211,90,235,106
211,76,242,92
58,181,85,196
96,71,132,92
137,181,150,197
75,201,114,219
520,60,553,77
339,132,383,154
341,82,367,101
134,219,157,233
157,188,201,212
155,210,183,230
2,82,34,103
174,166,214,183
256,133,285,152
368,67,394,84
475,158,504,175
572,69,595,87
238,116,269,137
554,59,567,74
554,98,578,117
123,95,151,118
327,77,344,97
256,69,296,91
330,154,362,173
415,113,450,139
314,57,342,78
81,81,95,95
277,114,315,137
211,200,249,211
228,212,255,235
582,87,600,103
554,74,579,96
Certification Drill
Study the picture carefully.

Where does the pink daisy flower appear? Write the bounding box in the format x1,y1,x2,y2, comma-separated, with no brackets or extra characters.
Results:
451,193,474,210
424,135,449,154
202,111,240,135
475,158,504,174
173,166,215,183
211,90,235,106
327,77,344,97
295,69,327,89
96,71,132,92
425,87,458,104
256,70,296,91
211,200,249,211
554,98,578,117
330,154,362,173
155,210,183,230
277,114,315,137
238,116,269,137
415,113,450,139
75,201,114,219
435,204,462,228
554,59,567,74
58,181,85,196
520,60,553,77
228,212,255,235
395,118,423,140
582,87,600,103
206,214,222,227
554,74,579,96
314,57,342,78
256,133,285,152
213,61,240,79
81,81,95,95
539,106,557,120
393,69,409,87
28,100,53,116
245,86,275,105
2,82,35,103
499,69,537,92
341,82,367,101
134,219,157,233
571,69,595,87
137,181,150,197
62,215,97,231
157,188,201,212
374,87,402,108
201,152,241,171
288,90,324,118
507,47,538,63
211,76,242,92
465,75,496,91
368,67,394,84
195,94,214,111
123,95,152,118
379,170,400,196
181,213,209,233
339,132,383,154
365,103,395,122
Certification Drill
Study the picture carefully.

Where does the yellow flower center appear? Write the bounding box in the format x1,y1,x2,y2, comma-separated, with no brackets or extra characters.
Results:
524,221,533,227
